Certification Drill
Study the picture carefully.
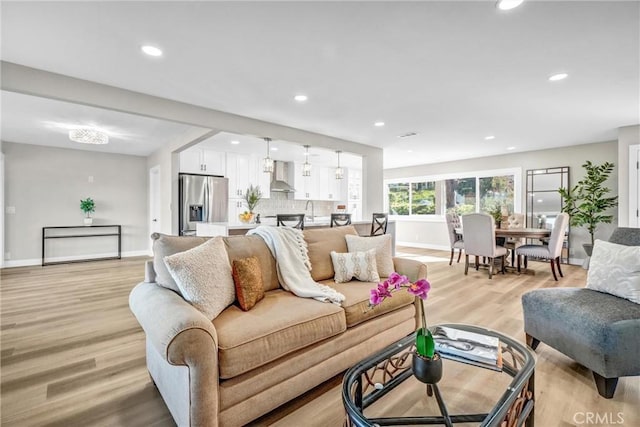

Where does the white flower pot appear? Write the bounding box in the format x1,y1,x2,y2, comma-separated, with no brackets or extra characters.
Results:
84,217,93,226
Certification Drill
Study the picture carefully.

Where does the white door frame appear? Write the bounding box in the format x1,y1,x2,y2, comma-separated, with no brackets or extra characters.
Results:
630,145,639,228
0,152,4,268
149,165,161,253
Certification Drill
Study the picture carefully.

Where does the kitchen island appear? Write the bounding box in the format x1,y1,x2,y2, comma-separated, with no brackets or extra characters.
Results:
196,219,396,253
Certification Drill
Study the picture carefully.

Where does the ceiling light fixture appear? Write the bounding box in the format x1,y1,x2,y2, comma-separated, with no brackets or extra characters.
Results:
69,128,109,145
548,73,569,81
507,146,516,151
294,94,308,102
335,150,344,180
141,45,163,57
374,121,385,127
262,137,274,173
496,0,524,11
231,140,240,145
484,135,496,140
302,145,312,177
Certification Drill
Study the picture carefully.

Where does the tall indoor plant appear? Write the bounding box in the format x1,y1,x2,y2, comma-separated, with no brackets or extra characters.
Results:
558,161,618,255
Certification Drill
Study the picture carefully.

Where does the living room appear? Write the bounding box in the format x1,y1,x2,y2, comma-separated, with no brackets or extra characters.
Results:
1,1,639,426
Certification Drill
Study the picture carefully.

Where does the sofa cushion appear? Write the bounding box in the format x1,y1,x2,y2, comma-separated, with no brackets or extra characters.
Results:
163,236,236,320
223,235,279,291
322,279,415,327
232,256,265,311
151,233,209,292
330,249,380,283
586,239,640,304
214,289,346,379
345,234,394,277
304,225,358,281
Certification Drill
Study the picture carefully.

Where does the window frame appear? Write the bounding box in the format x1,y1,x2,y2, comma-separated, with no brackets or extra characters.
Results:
384,167,522,220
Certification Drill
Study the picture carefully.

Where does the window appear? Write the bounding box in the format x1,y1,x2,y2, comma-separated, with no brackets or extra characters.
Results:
385,168,520,218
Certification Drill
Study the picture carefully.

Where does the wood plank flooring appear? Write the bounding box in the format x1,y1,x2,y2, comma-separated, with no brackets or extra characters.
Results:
1,249,638,426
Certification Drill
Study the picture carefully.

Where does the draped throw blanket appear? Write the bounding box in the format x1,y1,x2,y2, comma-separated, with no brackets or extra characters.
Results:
247,226,345,305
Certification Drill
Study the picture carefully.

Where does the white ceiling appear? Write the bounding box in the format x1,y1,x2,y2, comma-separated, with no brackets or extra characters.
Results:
1,1,638,168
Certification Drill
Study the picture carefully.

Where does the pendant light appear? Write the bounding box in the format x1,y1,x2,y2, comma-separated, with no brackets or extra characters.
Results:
302,145,312,177
262,137,274,173
335,150,344,180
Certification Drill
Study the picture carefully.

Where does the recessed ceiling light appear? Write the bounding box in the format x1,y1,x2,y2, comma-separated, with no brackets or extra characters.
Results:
271,147,278,151
294,94,308,102
549,73,568,81
141,45,163,57
407,150,413,153
231,140,240,145
507,146,516,151
484,135,496,140
537,199,543,203
496,0,524,11
374,122,385,127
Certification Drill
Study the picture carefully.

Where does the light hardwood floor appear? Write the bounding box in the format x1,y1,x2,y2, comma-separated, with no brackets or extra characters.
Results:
1,248,638,426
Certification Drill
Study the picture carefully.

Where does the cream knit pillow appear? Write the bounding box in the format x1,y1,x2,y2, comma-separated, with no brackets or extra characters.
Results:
345,234,394,277
164,236,236,319
586,239,640,304
330,249,380,283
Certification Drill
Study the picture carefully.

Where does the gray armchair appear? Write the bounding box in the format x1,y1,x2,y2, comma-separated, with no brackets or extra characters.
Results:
521,227,640,398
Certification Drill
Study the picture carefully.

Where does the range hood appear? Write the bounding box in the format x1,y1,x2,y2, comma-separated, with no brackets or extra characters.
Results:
270,161,296,193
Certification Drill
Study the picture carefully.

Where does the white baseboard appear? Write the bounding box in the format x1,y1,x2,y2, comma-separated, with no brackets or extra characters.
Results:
2,250,150,268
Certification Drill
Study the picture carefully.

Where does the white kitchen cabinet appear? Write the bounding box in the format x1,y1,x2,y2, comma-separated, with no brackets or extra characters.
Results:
227,153,271,200
347,168,362,201
180,148,226,175
228,199,247,224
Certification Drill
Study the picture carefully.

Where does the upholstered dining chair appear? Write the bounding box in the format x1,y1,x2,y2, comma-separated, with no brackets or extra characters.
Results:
515,213,569,281
370,213,389,236
276,213,305,230
504,213,525,265
330,213,352,227
445,212,464,265
462,213,507,279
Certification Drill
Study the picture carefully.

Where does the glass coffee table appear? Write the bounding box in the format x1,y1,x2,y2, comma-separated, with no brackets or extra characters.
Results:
342,324,536,427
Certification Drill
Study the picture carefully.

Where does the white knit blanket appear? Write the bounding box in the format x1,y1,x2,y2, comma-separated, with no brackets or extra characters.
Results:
247,226,345,305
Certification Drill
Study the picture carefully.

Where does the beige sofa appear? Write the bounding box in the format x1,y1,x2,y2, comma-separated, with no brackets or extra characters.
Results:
129,225,426,426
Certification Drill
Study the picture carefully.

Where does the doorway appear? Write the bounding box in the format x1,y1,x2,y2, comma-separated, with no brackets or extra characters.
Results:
149,165,161,252
631,145,640,228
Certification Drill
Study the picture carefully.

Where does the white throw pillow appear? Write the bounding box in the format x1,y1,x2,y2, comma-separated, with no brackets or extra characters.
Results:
586,239,640,304
345,234,394,278
330,249,380,283
164,236,236,319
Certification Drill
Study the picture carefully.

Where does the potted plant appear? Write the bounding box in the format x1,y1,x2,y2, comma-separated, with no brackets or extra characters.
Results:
558,161,618,256
80,197,95,226
489,203,504,229
240,185,262,223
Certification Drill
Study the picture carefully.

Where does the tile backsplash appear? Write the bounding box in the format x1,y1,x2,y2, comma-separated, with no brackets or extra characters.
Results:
253,192,337,218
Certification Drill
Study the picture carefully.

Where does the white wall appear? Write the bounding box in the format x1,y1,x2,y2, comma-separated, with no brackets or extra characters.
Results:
2,142,148,266
385,141,618,262
618,124,640,226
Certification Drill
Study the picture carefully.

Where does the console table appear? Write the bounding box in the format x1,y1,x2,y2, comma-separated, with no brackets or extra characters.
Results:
42,225,121,266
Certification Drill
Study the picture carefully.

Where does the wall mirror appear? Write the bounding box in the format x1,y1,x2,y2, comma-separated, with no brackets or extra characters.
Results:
526,166,570,261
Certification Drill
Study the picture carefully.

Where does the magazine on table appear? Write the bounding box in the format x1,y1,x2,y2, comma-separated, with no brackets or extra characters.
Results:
432,326,503,371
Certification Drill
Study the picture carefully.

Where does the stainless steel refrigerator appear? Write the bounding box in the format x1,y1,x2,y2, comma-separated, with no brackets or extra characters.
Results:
179,174,229,235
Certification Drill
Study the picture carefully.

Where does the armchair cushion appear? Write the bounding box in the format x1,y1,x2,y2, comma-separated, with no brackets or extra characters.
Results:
586,240,640,304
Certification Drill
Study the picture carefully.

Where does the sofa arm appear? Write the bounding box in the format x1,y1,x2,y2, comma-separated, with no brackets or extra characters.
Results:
129,282,220,426
393,257,428,282
144,260,156,283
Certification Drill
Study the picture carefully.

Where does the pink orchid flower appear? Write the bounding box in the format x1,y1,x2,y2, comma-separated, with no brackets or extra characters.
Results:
407,278,431,300
387,272,409,289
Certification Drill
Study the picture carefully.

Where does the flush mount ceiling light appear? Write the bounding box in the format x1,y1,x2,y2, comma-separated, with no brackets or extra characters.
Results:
69,128,109,145
294,94,308,102
496,0,524,11
549,73,569,81
484,135,496,140
141,45,163,57
231,140,240,145
335,150,344,180
262,137,274,173
302,145,312,177
374,121,385,127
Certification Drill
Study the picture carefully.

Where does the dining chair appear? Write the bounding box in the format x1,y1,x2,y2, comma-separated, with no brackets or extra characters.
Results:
276,213,305,230
504,213,525,266
445,212,464,265
515,213,569,281
462,213,507,279
330,213,352,227
370,213,389,236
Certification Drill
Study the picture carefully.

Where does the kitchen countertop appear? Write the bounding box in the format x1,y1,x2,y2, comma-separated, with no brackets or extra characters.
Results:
200,219,381,230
